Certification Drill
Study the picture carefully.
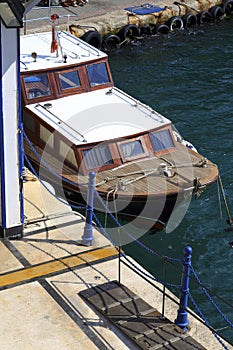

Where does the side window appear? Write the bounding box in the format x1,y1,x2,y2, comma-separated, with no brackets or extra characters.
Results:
60,140,77,167
40,125,54,148
58,70,81,90
87,62,110,87
82,145,113,170
23,112,35,133
150,129,174,152
121,140,144,158
117,137,147,162
23,73,51,99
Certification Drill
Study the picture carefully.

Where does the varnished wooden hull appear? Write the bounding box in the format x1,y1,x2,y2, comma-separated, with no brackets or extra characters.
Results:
24,139,218,231
24,132,219,232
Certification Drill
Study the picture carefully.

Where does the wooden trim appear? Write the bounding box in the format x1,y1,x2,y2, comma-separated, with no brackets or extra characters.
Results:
149,125,176,156
108,143,122,167
54,65,88,96
85,58,114,92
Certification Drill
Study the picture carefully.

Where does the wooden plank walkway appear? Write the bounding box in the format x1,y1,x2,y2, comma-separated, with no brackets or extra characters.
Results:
80,280,207,350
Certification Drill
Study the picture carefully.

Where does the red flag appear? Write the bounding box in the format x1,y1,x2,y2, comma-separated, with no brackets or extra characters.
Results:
51,24,58,53
50,15,59,54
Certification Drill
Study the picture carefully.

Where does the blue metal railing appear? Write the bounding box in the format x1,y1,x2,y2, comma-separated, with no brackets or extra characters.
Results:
175,245,192,330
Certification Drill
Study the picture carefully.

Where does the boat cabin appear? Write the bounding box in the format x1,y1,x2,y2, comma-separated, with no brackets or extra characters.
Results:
20,31,177,177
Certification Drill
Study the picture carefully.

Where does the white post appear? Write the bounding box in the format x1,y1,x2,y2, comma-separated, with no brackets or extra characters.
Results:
0,23,23,238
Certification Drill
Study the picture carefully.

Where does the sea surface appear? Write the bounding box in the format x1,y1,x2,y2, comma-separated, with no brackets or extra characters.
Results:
107,19,233,344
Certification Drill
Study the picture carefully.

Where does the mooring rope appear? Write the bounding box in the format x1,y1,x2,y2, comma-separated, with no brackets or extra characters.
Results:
95,158,208,188
218,175,233,227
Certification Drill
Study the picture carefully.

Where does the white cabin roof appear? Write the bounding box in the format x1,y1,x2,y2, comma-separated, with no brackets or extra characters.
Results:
25,87,170,145
20,31,107,72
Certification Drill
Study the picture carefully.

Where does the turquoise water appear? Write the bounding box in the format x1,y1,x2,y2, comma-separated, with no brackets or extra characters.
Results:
108,20,233,344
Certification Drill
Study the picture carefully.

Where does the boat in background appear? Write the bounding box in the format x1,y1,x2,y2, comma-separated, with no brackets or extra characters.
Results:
20,20,219,232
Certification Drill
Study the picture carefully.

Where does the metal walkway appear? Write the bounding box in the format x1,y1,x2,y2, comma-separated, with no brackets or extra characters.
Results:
80,280,207,350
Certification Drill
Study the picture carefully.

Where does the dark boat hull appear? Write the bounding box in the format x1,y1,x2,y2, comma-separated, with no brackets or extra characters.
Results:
64,182,192,235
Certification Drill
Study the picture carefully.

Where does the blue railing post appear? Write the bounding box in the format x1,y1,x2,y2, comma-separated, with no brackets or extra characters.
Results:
175,245,192,330
81,171,96,246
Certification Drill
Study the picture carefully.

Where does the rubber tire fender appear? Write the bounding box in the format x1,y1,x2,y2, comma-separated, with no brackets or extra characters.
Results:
80,30,103,49
197,11,213,24
182,13,197,27
221,0,233,16
156,24,170,34
167,16,184,31
209,5,225,21
117,24,140,41
139,25,152,36
37,0,49,6
102,33,121,51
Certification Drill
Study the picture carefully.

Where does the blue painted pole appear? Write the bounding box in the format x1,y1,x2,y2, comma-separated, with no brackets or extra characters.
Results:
81,172,96,246
17,31,25,231
175,245,192,330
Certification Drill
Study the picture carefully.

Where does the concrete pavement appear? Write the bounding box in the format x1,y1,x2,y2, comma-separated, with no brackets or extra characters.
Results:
22,0,223,35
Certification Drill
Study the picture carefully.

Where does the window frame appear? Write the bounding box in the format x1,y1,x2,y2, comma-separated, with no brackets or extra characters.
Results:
86,59,113,91
117,136,149,163
58,69,81,90
58,138,79,171
54,66,88,96
21,71,55,104
149,126,176,156
78,142,117,174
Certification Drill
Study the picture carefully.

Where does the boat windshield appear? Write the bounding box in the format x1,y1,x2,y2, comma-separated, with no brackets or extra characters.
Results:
121,140,144,158
80,128,176,173
23,73,52,99
58,70,81,90
117,138,148,162
82,144,113,170
149,129,174,152
87,62,110,87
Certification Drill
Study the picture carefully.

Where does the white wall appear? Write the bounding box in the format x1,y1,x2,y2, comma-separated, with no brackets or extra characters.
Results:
0,23,22,236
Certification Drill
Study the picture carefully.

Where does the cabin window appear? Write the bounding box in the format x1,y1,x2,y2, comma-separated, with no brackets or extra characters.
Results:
87,62,110,87
23,73,51,99
150,129,174,152
58,70,81,90
82,145,113,170
59,140,77,167
40,125,54,148
117,137,147,162
121,140,144,159
23,112,35,133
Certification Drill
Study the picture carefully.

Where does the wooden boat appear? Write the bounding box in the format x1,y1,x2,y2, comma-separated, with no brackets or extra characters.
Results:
20,27,219,232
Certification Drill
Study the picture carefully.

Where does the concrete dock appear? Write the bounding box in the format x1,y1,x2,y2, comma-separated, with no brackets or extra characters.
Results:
0,176,232,349
22,0,224,35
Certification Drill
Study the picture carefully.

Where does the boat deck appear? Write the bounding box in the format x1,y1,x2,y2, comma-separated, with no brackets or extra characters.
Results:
24,141,219,196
